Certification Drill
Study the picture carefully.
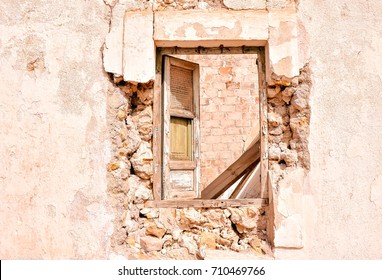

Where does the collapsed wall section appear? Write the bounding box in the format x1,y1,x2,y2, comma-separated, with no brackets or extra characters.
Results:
106,79,270,259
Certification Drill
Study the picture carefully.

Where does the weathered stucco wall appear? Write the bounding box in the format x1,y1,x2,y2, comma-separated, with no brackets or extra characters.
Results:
0,0,114,258
1,0,382,259
286,0,382,259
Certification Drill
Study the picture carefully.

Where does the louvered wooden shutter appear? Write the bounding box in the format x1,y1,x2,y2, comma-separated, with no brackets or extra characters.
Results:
163,56,200,199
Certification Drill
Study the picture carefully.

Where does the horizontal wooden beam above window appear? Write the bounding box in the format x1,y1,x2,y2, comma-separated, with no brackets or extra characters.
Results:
144,198,268,208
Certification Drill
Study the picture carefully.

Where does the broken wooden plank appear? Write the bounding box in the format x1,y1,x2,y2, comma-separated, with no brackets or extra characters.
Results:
144,198,268,208
218,172,248,199
230,162,261,199
243,122,260,152
201,136,261,199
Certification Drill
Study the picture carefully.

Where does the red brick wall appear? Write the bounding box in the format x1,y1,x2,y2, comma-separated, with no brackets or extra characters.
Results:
174,54,260,191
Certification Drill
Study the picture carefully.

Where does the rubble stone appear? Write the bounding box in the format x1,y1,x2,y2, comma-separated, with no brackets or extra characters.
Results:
179,234,198,255
127,175,152,203
132,106,153,141
140,208,159,219
123,116,141,154
130,141,153,180
199,232,217,249
146,222,166,238
140,236,163,252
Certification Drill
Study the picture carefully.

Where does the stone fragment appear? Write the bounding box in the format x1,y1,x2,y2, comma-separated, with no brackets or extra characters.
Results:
179,208,206,228
119,127,128,141
107,162,119,171
281,149,298,166
197,1,209,9
269,126,283,136
220,228,238,241
268,112,282,127
267,87,278,98
249,237,262,249
140,236,163,252
146,222,166,238
132,106,153,141
127,175,152,203
229,208,257,233
291,84,310,111
167,247,193,260
281,86,296,97
199,232,216,249
133,185,152,203
228,208,243,224
137,88,153,105
158,208,177,229
120,169,129,180
123,116,141,154
268,145,282,161
124,219,139,233
130,141,153,180
114,228,128,246
172,229,182,241
140,208,159,219
216,237,232,247
202,209,226,228
117,109,126,120
179,234,198,255
223,209,231,218
126,236,136,247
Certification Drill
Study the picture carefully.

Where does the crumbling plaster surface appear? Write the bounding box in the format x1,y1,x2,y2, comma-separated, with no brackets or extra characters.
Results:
281,0,382,259
0,0,114,258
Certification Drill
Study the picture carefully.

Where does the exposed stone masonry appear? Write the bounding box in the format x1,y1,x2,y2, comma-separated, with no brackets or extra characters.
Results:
106,62,311,259
267,65,311,185
106,75,271,259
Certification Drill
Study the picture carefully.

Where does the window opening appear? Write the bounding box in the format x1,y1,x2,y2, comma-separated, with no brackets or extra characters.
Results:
151,46,267,207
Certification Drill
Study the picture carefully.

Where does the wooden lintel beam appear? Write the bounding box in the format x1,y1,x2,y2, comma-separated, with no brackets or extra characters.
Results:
144,198,268,208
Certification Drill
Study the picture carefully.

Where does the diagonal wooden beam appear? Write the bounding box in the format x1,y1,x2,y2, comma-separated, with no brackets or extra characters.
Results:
201,136,261,199
229,162,261,199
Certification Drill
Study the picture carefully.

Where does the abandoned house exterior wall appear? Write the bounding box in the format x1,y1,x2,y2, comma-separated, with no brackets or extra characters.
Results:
0,0,382,259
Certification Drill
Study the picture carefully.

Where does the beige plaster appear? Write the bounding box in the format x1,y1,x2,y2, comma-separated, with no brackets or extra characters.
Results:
154,10,268,47
123,10,155,83
0,0,114,259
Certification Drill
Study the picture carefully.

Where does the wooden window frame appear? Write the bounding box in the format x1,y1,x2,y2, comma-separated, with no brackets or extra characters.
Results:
163,56,201,200
150,46,268,208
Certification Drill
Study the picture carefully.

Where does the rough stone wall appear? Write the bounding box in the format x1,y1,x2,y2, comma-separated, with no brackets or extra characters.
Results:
173,53,259,190
267,66,311,178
